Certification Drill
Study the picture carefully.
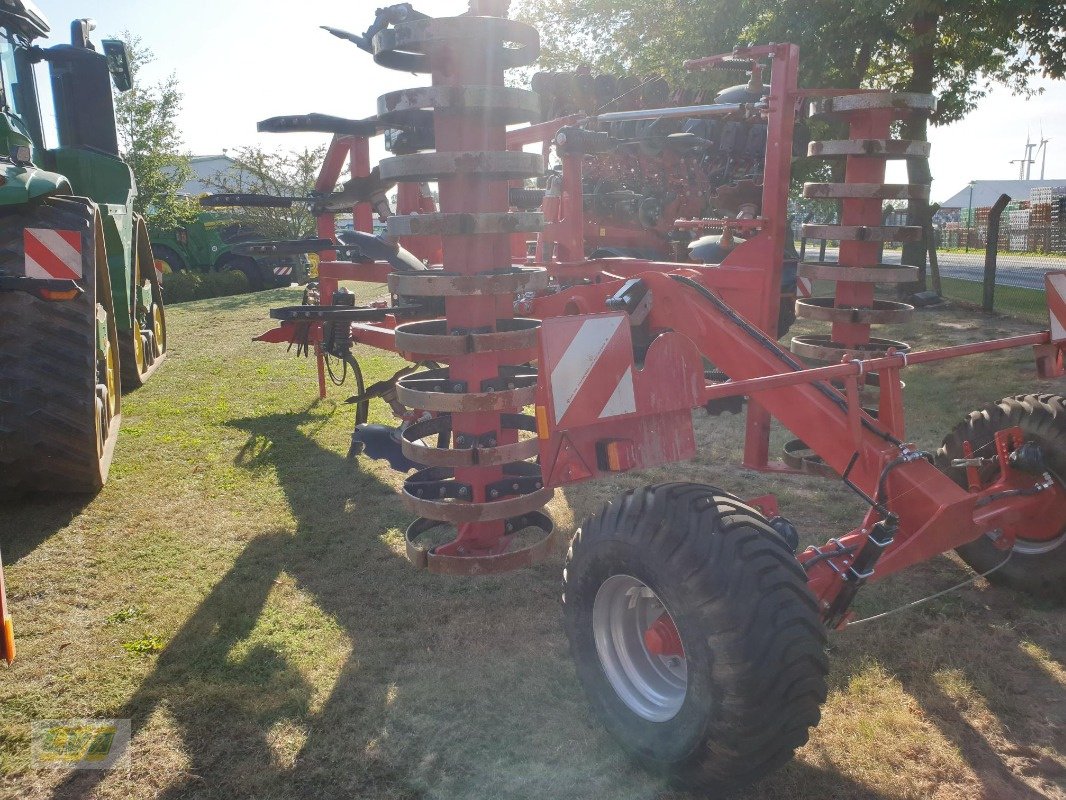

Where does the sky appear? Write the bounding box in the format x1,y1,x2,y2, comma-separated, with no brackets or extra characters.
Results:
34,0,1066,204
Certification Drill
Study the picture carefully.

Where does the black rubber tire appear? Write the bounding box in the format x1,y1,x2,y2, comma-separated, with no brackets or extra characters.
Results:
0,197,120,492
562,483,828,793
935,395,1066,602
150,244,185,273
220,255,263,291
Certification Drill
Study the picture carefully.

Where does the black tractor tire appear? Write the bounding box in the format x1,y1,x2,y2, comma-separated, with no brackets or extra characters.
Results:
562,483,828,793
935,395,1066,602
0,197,121,492
150,244,185,274
220,255,263,291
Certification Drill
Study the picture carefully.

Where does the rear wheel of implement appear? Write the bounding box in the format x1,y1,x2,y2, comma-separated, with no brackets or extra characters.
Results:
562,483,828,792
936,395,1066,602
0,197,121,492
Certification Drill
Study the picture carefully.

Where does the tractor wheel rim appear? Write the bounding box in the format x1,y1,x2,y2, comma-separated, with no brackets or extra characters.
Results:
152,306,165,354
134,316,146,369
592,574,687,722
105,340,117,416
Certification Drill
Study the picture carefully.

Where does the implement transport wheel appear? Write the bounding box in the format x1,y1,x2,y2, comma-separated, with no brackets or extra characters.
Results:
0,197,121,492
936,394,1066,602
562,483,828,792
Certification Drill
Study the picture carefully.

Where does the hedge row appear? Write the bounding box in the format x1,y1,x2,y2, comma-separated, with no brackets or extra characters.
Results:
162,270,250,304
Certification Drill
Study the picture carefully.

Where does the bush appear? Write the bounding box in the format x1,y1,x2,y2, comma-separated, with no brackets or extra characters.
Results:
163,270,249,304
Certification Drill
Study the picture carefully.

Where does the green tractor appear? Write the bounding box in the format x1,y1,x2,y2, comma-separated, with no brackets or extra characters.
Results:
0,3,166,493
150,210,312,291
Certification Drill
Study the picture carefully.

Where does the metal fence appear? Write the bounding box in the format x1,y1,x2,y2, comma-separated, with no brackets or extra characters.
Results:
931,194,1055,323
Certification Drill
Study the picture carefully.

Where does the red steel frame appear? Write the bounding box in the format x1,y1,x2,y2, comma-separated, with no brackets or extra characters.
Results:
253,35,1066,617
532,273,1066,619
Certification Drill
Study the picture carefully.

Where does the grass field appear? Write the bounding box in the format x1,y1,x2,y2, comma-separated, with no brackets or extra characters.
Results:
939,277,1049,323
1,287,1064,800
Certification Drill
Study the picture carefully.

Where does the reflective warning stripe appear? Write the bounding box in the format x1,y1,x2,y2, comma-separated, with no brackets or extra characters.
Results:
598,366,636,419
796,276,813,298
1047,271,1066,343
273,266,293,276
24,228,82,280
549,315,634,424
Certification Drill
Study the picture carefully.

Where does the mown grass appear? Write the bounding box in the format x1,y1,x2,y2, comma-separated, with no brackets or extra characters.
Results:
0,289,1064,800
939,276,1049,323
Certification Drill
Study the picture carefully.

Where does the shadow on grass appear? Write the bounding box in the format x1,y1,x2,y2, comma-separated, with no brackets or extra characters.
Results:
51,409,427,799
830,557,1065,799
47,406,1060,798
0,492,92,564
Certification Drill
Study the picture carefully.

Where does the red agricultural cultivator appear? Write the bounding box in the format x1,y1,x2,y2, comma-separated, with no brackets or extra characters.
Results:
209,2,1066,791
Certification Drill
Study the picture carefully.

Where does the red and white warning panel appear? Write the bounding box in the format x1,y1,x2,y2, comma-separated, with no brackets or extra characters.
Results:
797,276,813,298
537,312,705,487
24,228,82,281
1046,270,1066,343
541,313,637,429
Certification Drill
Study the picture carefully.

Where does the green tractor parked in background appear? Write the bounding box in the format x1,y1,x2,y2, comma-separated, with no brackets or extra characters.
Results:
0,2,166,493
150,209,311,291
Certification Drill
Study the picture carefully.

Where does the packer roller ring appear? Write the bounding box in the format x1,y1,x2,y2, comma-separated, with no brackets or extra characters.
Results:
404,512,556,575
401,413,539,468
394,318,540,359
795,298,914,325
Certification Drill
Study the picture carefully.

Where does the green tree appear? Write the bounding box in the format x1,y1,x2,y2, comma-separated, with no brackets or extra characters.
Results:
203,146,328,241
113,32,195,231
516,0,1066,287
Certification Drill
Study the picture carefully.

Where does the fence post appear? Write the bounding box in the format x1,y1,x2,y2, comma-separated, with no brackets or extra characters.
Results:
926,203,941,296
983,193,1011,312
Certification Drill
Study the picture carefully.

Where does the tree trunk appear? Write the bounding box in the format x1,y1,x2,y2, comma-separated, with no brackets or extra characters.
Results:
899,10,938,298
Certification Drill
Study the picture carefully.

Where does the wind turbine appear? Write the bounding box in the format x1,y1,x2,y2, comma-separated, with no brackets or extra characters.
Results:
1037,127,1050,180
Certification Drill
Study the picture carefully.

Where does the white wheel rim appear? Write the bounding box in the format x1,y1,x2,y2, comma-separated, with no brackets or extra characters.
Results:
592,574,687,722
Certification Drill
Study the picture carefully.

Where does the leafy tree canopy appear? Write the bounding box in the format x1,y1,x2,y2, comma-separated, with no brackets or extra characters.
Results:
516,0,1066,125
113,32,196,230
203,146,329,241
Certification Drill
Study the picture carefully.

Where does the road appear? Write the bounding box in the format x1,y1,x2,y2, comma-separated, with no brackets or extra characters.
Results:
812,247,1061,291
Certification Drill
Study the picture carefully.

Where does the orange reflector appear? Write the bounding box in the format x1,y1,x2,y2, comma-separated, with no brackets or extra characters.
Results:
1,616,13,665
535,405,550,439
38,288,80,301
597,439,637,472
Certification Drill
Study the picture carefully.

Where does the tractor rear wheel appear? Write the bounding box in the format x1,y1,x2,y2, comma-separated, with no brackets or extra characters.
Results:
562,483,828,792
0,198,121,492
150,244,184,274
936,394,1066,602
220,255,262,291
